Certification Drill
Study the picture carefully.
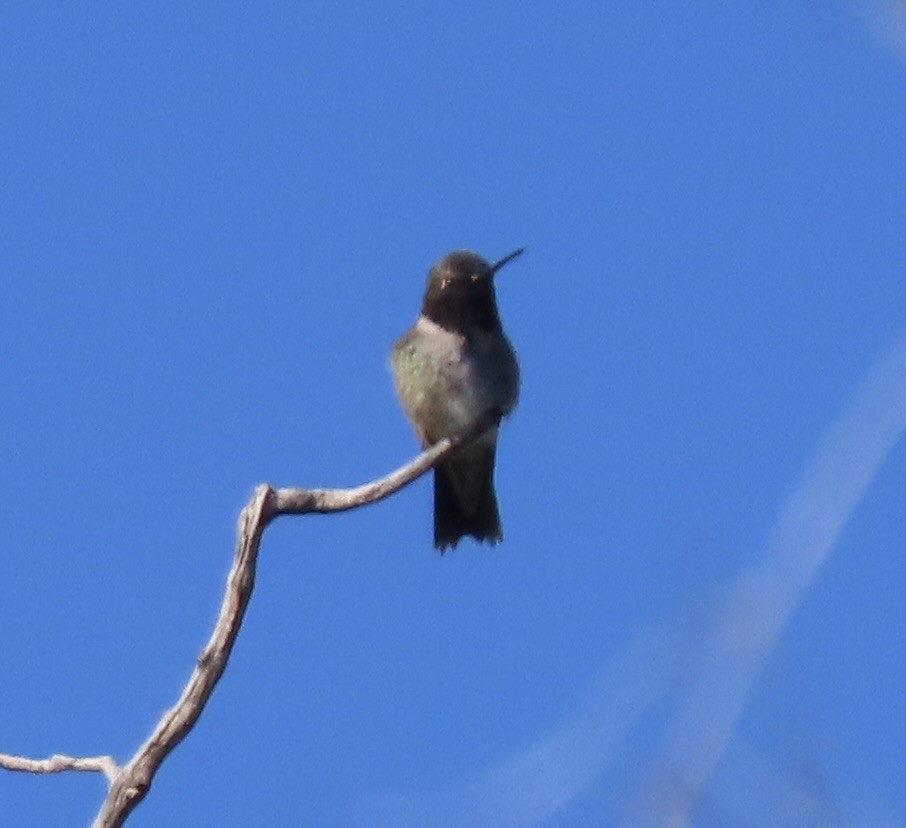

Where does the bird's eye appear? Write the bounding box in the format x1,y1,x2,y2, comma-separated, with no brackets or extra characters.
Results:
441,278,450,290
470,273,480,283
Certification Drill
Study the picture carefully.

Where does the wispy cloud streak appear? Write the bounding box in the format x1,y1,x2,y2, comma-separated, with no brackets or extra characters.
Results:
641,340,906,825
864,0,906,60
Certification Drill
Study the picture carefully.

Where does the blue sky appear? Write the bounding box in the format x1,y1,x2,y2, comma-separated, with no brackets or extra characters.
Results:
2,3,906,826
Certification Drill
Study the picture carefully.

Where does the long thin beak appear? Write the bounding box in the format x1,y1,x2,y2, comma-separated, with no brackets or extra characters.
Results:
491,247,525,274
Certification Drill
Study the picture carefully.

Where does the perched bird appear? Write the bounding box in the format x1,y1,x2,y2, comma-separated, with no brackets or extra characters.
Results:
391,248,523,551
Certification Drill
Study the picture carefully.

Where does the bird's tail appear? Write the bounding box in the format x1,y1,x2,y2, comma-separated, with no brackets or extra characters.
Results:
433,445,502,552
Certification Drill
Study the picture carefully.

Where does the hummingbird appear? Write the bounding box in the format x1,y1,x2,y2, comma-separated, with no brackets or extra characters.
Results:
391,248,523,551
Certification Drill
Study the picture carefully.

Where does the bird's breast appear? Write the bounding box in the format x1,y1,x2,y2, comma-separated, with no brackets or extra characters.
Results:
392,316,518,442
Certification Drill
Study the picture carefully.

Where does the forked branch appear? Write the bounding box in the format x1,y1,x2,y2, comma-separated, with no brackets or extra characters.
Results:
1,415,496,828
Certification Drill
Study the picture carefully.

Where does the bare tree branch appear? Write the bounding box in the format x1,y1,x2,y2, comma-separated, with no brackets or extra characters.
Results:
269,430,459,517
3,417,494,828
0,753,119,782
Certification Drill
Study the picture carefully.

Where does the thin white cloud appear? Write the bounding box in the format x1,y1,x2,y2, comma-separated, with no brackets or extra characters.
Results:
863,0,906,60
353,338,906,827
690,741,852,827
640,339,906,825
